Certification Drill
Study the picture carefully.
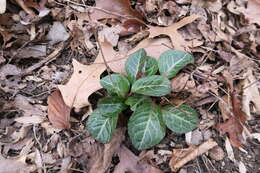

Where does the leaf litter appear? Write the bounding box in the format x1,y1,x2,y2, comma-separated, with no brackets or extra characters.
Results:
0,0,260,172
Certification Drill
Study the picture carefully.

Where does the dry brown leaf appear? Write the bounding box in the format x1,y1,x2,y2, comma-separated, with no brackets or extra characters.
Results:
68,129,125,173
15,45,47,59
218,116,244,148
47,90,71,129
90,0,143,21
0,155,36,173
241,0,260,25
13,94,45,117
218,95,232,121
242,69,260,117
46,22,70,45
15,116,44,124
148,15,200,51
192,0,222,12
217,92,247,148
90,0,145,35
169,138,217,172
171,73,189,92
89,129,125,173
114,146,163,173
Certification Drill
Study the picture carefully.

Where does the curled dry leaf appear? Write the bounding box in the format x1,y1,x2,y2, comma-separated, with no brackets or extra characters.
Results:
169,138,217,172
47,90,71,129
148,15,200,51
217,70,247,148
242,69,260,117
89,129,125,173
13,94,44,117
114,146,163,173
90,0,145,35
217,99,245,148
68,128,125,173
90,0,143,21
46,22,70,45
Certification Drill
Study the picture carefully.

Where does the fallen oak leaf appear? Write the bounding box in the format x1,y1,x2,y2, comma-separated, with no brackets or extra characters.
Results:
169,138,217,172
148,15,201,51
217,116,243,148
47,90,71,129
58,50,106,108
217,70,247,148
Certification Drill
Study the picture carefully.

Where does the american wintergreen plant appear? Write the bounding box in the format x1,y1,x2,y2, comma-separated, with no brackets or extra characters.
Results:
86,48,198,150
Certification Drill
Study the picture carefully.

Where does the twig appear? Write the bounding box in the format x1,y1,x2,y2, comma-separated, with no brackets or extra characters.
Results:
21,46,62,76
93,29,111,75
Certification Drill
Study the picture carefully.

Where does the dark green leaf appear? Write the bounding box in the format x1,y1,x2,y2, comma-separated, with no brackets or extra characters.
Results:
100,74,130,98
142,56,158,76
162,105,198,134
125,48,147,83
131,75,171,97
128,103,165,150
125,94,152,111
98,97,127,116
86,108,118,143
158,50,194,78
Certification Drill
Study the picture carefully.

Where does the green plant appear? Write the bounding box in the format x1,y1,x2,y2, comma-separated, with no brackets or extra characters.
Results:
86,49,199,150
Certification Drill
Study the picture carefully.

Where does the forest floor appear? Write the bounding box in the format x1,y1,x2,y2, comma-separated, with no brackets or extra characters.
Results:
0,0,260,173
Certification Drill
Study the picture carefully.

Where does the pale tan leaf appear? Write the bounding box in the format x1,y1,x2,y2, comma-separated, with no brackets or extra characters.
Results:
238,161,247,173
242,69,260,118
15,115,44,124
58,52,106,108
13,95,44,117
241,0,260,25
0,155,36,173
251,133,260,143
169,138,217,172
47,90,71,129
0,0,6,14
225,137,235,162
148,15,200,51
